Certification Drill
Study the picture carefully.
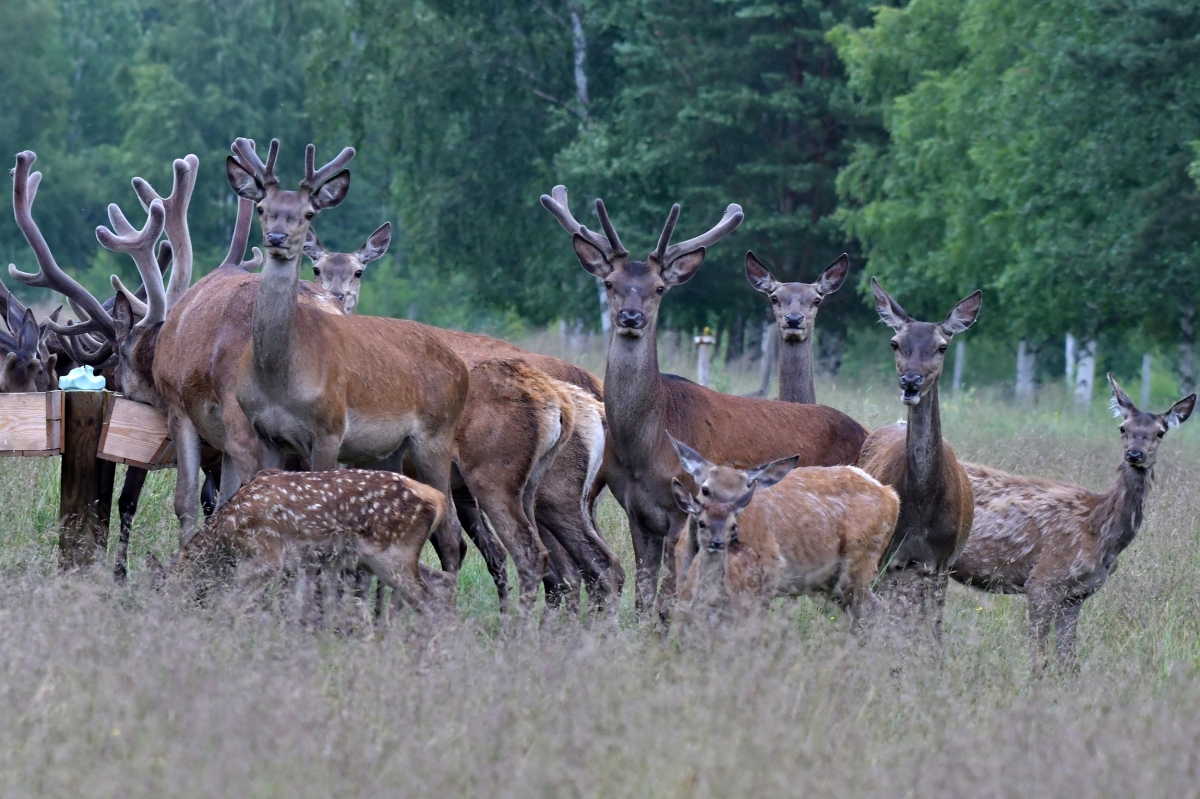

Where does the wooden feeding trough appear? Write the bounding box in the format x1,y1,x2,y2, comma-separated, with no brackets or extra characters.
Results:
0,390,62,456
98,395,176,470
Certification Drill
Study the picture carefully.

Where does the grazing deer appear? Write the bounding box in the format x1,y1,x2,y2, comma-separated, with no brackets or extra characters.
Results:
0,306,57,392
224,138,472,576
306,226,622,614
669,436,897,629
953,375,1195,667
303,223,390,314
542,186,868,619
857,279,980,633
170,468,453,615
744,252,849,404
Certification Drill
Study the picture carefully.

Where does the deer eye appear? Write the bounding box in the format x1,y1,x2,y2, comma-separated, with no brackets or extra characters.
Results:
700,486,710,497
1157,430,1165,438
312,267,320,276
813,298,821,306
305,211,315,220
697,520,706,529
1119,425,1126,433
354,270,363,278
770,295,779,304
604,281,613,290
656,286,665,295
256,205,264,215
890,340,899,350
937,344,948,354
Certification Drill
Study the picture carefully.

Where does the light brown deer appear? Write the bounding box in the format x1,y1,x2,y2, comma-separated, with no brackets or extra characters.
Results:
857,279,980,633
744,252,849,404
305,225,622,614
953,375,1195,667
542,186,868,620
168,468,453,614
669,436,896,629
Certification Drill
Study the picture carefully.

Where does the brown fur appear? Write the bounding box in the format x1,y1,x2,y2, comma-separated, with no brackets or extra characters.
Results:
173,468,451,613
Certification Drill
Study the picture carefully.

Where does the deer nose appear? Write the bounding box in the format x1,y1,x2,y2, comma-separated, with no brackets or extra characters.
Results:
784,313,804,329
334,292,345,301
707,539,724,552
266,232,288,248
1126,449,1145,464
617,309,646,329
899,373,924,390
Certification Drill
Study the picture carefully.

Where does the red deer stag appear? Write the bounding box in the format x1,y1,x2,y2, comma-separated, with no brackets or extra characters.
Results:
541,186,868,619
305,225,621,615
744,252,849,404
669,436,897,630
169,469,452,615
857,279,980,634
953,375,1195,667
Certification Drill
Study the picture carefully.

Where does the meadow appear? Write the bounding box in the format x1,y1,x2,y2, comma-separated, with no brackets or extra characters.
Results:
1,339,1199,798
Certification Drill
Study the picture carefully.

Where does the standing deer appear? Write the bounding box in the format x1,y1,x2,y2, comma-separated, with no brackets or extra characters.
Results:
306,225,621,614
541,186,868,619
669,436,897,629
857,279,980,633
744,252,849,404
953,375,1195,667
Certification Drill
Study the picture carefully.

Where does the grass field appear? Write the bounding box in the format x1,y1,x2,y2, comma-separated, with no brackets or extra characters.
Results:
2,339,1199,797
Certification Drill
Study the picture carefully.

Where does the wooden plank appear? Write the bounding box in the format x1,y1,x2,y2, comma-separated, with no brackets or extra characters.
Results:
98,396,176,470
59,391,116,571
0,391,62,454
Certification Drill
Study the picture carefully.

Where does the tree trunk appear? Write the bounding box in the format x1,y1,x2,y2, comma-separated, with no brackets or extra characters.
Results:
1074,338,1097,407
1015,338,1037,405
745,318,763,362
1141,353,1152,409
757,321,777,397
1180,303,1194,396
952,339,966,396
662,328,681,366
725,313,745,364
1065,333,1077,389
817,330,845,376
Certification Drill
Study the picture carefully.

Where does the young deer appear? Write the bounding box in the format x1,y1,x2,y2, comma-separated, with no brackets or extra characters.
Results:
857,280,980,633
303,223,390,314
170,468,452,614
744,252,849,404
953,375,1195,666
0,306,57,392
542,186,868,620
669,436,897,628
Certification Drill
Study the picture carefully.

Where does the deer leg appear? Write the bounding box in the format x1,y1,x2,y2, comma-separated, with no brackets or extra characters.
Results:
471,486,547,616
112,467,148,584
1026,586,1057,671
652,516,689,625
170,413,203,548
407,438,464,575
629,515,665,618
218,451,243,507
540,526,582,615
453,485,511,611
1054,595,1086,669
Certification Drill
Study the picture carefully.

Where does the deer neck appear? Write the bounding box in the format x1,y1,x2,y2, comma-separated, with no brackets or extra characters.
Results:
1094,462,1151,557
692,550,730,607
251,250,302,378
905,382,945,496
604,318,667,455
778,334,816,404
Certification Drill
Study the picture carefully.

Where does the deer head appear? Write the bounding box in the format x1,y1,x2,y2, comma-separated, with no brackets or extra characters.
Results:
226,138,354,262
0,307,56,392
304,222,391,314
541,186,743,338
872,279,982,406
745,252,849,343
668,433,799,553
1108,374,1195,469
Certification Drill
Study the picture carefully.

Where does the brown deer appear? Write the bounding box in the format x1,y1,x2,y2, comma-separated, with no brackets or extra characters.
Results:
857,279,980,633
168,468,453,615
669,436,897,629
953,375,1195,667
744,252,849,404
0,306,57,392
303,223,390,314
541,186,868,619
306,225,622,614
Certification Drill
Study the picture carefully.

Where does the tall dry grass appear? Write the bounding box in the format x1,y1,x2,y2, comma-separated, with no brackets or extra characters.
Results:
1,338,1199,797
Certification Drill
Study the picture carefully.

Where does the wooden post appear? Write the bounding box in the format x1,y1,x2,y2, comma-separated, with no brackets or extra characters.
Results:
58,391,116,571
695,328,716,387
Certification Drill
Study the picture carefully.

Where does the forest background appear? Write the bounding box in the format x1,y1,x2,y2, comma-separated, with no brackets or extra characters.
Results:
2,0,1199,403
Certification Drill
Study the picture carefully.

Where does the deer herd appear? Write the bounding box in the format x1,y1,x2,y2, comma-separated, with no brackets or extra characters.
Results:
1,140,1194,668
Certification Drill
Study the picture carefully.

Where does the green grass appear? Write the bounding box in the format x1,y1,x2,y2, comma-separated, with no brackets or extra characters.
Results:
2,337,1200,796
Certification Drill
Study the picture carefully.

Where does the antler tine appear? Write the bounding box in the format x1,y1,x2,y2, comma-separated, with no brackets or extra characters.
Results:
662,203,744,264
302,143,356,190
242,247,263,271
232,137,279,186
652,204,681,262
131,155,197,308
56,325,114,367
594,200,628,258
538,185,615,259
219,197,257,270
96,199,168,329
9,151,116,341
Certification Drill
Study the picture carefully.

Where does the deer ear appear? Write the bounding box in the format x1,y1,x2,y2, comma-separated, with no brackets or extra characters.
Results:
668,432,712,482
311,170,351,211
226,155,265,202
745,454,800,490
817,254,850,296
662,248,705,286
17,309,38,354
357,222,392,264
112,291,135,342
744,252,777,294
672,478,702,516
303,228,326,262
941,290,982,336
1164,393,1196,429
572,234,613,278
44,353,56,384
871,278,910,331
